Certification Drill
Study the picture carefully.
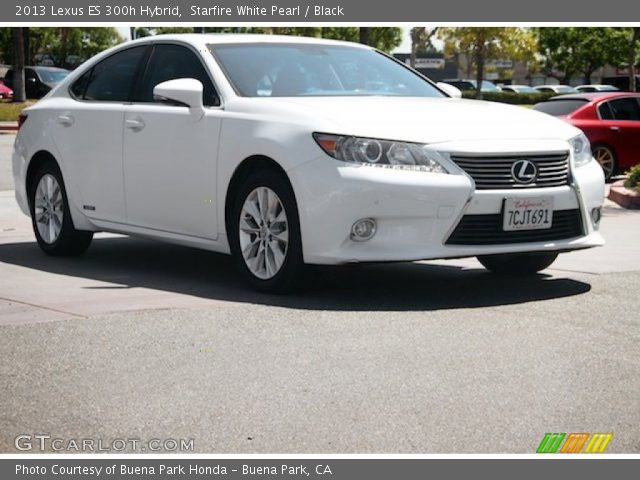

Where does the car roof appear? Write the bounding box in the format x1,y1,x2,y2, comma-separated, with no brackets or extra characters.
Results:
126,33,371,50
544,92,640,102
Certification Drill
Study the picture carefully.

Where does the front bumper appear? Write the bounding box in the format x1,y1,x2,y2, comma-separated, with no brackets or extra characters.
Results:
289,140,605,265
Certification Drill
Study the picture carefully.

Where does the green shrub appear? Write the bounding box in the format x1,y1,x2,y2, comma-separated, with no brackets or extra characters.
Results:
461,91,558,105
625,164,640,190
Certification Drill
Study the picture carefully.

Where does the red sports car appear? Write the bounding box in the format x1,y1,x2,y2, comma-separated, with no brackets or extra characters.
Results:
533,92,640,180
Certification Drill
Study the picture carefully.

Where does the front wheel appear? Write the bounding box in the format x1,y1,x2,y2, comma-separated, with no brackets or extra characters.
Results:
29,162,93,256
229,169,306,293
477,252,558,275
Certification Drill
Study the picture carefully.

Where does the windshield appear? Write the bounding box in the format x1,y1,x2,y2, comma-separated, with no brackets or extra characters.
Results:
37,69,69,83
209,44,445,98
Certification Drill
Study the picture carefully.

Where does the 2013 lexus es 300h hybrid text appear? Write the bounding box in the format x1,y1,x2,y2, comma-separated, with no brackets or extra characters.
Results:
13,35,605,292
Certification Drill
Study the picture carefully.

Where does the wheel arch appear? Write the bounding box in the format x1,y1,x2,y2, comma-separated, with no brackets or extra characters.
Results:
25,149,95,231
26,150,60,206
224,155,297,237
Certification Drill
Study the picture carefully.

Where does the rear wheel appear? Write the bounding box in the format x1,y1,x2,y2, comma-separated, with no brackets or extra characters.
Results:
229,169,306,293
592,144,617,181
29,162,93,256
477,252,558,275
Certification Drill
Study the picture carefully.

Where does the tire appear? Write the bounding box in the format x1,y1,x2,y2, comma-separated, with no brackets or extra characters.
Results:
229,169,306,293
477,252,558,275
29,161,93,256
591,144,617,181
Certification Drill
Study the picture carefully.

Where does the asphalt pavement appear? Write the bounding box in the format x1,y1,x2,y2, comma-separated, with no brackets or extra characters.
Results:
1,133,638,453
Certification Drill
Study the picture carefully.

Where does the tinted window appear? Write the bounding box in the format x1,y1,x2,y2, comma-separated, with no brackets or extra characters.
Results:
70,69,92,98
211,44,445,98
136,44,218,106
82,46,147,102
532,99,588,116
598,101,614,119
606,97,640,121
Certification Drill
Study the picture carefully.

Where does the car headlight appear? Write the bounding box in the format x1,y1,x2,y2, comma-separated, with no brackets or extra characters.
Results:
569,133,593,168
313,133,449,173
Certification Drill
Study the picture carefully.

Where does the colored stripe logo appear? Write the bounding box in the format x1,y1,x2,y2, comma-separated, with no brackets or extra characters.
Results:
537,433,612,453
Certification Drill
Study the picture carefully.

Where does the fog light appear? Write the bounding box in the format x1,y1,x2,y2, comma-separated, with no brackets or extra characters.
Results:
591,207,601,229
351,218,377,242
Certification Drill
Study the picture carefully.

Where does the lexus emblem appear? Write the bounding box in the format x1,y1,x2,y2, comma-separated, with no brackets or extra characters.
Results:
511,159,537,184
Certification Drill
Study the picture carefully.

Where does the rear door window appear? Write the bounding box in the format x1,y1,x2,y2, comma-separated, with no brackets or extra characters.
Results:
75,46,148,102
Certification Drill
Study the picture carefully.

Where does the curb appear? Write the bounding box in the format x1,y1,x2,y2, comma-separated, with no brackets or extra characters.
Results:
608,180,640,210
0,123,18,132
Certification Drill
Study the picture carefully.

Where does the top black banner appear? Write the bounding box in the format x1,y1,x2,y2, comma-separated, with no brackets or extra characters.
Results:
4,0,640,22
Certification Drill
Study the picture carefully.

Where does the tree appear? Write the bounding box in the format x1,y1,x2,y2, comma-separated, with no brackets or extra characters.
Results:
359,27,370,46
537,28,628,84
439,28,537,99
0,27,121,68
320,27,401,53
410,27,438,68
11,28,25,102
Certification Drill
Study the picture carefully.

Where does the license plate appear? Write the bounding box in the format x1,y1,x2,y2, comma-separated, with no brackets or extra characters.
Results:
503,197,553,231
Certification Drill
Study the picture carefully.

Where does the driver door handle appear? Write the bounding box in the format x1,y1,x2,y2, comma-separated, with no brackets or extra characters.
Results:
125,118,145,132
56,114,74,126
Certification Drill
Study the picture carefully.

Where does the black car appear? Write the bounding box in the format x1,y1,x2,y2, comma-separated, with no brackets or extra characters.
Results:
602,75,640,92
4,66,70,99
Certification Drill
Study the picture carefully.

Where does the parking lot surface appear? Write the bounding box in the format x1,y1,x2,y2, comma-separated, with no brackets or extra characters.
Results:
1,134,638,453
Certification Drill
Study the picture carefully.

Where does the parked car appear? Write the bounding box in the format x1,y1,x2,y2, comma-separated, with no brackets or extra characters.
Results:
575,84,619,93
442,78,502,92
534,85,577,94
0,81,13,99
4,66,70,99
500,85,538,94
533,92,640,180
13,35,605,292
602,75,640,92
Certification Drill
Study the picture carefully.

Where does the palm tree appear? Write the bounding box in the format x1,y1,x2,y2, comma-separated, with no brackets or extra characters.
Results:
11,28,26,103
629,27,640,92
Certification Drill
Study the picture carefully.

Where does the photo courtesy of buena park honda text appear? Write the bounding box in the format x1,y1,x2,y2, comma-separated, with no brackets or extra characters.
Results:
0,0,638,478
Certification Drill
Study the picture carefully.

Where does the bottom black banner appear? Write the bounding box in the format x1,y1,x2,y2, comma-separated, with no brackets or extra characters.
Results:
2,458,637,479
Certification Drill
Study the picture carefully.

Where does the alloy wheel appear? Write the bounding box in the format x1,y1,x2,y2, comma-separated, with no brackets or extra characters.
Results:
592,146,615,179
34,173,64,244
239,186,289,280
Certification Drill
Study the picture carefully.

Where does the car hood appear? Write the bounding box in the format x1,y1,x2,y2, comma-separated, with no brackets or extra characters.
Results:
230,96,580,145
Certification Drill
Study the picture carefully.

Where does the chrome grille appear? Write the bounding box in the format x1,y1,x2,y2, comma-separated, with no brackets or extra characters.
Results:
450,153,570,190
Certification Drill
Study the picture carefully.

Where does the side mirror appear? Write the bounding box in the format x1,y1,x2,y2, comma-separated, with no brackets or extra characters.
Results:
153,78,205,119
437,82,463,99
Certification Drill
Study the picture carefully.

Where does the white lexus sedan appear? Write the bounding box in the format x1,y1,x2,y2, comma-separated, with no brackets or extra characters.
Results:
13,34,605,292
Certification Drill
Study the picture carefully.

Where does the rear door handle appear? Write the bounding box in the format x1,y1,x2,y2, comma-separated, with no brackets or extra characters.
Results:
125,118,145,132
609,126,621,133
56,114,74,126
